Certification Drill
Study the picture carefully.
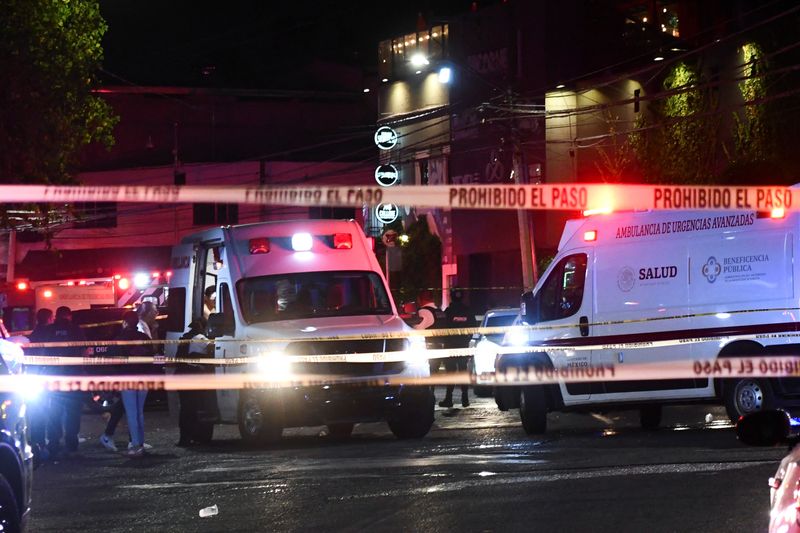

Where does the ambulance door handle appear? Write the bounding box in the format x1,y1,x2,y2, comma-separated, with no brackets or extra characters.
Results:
579,316,589,337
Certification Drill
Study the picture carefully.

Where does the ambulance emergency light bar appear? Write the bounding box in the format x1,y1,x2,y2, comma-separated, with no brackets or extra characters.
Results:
249,233,354,255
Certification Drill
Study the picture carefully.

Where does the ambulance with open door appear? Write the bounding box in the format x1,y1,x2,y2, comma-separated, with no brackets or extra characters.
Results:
164,219,434,444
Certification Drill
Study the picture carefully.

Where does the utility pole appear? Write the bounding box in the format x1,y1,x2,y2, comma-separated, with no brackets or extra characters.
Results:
508,92,538,290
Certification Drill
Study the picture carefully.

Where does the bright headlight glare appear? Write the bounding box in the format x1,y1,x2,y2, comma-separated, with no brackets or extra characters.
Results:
474,339,498,374
504,326,528,347
256,352,292,380
404,335,428,364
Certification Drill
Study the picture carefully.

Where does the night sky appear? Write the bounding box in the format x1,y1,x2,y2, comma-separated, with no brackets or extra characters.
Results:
98,0,484,89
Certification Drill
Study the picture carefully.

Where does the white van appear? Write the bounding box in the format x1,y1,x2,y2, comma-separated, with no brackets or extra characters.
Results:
494,209,800,433
164,219,434,443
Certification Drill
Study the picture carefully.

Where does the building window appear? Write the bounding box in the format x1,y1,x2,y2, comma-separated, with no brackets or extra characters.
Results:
73,202,118,228
193,203,238,226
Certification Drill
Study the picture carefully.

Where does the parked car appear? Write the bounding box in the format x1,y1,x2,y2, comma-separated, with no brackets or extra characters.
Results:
469,308,519,398
0,319,34,532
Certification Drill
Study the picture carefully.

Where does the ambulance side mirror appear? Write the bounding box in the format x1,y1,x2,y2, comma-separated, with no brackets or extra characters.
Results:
521,291,539,324
207,312,234,338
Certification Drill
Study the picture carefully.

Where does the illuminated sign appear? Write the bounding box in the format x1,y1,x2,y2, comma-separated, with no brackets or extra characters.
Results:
375,164,400,187
375,203,399,224
374,126,398,150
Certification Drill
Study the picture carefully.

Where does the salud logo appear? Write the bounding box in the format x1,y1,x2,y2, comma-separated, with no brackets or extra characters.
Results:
702,256,722,283
617,266,635,292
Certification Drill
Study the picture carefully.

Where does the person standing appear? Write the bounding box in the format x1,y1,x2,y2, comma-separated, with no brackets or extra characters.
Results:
441,290,477,408
136,301,159,344
27,308,53,464
43,306,90,459
413,290,448,376
115,311,155,457
175,317,212,446
202,286,217,319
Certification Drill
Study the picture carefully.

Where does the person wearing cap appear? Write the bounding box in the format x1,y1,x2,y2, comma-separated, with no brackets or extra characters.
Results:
42,306,90,459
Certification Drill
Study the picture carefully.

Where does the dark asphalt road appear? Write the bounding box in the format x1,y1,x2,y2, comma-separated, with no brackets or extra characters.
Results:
28,391,784,532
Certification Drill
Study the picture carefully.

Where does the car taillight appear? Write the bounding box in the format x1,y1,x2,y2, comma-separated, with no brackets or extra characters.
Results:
249,238,270,254
333,233,352,249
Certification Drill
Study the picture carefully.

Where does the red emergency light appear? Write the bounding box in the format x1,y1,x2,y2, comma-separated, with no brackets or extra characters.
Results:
152,271,160,278
43,289,53,299
118,278,130,290
333,233,353,249
16,281,28,291
584,230,598,242
165,271,173,278
67,281,75,286
249,238,270,254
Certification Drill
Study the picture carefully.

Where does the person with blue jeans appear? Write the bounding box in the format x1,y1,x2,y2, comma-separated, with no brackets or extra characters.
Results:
113,311,155,457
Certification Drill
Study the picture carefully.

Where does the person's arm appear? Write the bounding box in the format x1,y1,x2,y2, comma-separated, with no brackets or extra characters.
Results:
414,308,435,330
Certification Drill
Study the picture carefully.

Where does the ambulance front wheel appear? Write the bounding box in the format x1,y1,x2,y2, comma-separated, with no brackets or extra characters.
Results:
519,386,547,435
238,392,283,446
387,387,435,439
724,378,775,423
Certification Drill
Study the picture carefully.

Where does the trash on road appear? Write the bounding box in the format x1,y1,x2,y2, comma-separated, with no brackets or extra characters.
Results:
199,505,218,518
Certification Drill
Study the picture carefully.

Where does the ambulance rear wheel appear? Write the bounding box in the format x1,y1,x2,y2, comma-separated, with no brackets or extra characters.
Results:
639,405,662,430
519,386,547,435
238,392,283,446
725,378,774,423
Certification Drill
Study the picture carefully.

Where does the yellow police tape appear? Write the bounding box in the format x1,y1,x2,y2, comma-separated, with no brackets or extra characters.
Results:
19,306,800,349
0,183,794,212
6,356,800,392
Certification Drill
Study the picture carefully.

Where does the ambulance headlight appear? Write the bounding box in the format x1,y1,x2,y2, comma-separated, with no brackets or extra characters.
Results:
474,339,498,375
503,326,528,348
404,335,428,364
256,351,292,380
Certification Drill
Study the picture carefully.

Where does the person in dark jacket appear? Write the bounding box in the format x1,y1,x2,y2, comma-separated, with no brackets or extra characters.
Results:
43,306,91,459
441,290,477,408
27,308,53,464
413,290,449,376
175,317,214,447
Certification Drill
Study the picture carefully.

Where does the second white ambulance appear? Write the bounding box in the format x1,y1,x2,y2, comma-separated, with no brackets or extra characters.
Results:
494,208,800,433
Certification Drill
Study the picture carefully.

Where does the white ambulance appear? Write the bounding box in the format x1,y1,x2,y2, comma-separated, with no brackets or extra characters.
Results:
164,219,434,444
494,208,800,433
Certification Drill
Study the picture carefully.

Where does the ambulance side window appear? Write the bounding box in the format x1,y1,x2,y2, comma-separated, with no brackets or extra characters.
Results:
538,253,587,321
219,283,234,330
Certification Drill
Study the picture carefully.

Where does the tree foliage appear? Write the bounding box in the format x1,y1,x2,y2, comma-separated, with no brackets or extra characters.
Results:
0,0,117,185
399,215,442,302
629,62,720,184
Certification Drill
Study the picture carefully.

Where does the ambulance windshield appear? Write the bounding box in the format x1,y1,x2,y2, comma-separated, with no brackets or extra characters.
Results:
237,270,392,323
